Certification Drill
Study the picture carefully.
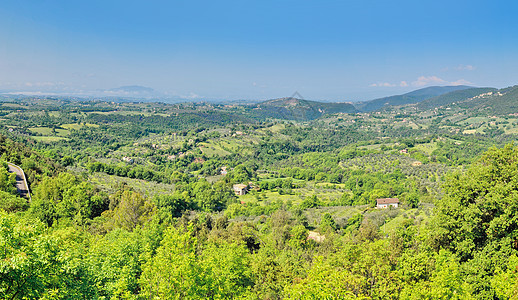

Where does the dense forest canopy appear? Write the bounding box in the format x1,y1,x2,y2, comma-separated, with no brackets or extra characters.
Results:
2,94,518,299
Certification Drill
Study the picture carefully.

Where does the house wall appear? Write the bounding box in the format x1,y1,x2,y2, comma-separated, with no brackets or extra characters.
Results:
377,203,398,209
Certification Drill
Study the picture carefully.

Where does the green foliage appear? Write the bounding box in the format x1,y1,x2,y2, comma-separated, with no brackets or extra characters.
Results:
30,172,108,226
140,225,253,299
0,162,17,194
153,193,191,219
0,212,96,299
225,164,255,184
285,240,401,299
4,96,518,298
320,212,336,232
104,189,155,231
86,228,152,298
491,254,518,298
400,250,472,299
0,190,28,213
346,213,364,231
433,144,518,258
300,195,321,209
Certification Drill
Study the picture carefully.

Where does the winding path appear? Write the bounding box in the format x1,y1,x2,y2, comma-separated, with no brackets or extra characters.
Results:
6,162,31,201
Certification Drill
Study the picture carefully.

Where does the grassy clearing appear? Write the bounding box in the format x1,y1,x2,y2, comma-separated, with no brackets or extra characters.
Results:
199,142,231,157
32,136,68,142
462,129,477,134
358,143,396,151
216,139,242,152
61,123,99,130
381,204,434,233
28,127,70,136
55,128,70,136
504,127,518,134
414,142,438,155
61,123,83,130
86,110,169,117
256,123,285,134
1,103,26,109
304,205,366,226
28,127,53,135
238,182,345,206
239,190,302,204
459,117,491,125
89,172,176,197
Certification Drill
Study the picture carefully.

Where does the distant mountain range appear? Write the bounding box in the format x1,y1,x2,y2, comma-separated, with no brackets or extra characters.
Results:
104,85,157,96
245,84,518,120
4,83,518,119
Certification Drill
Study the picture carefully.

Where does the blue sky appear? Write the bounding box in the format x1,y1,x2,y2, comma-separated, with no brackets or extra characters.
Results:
1,0,518,101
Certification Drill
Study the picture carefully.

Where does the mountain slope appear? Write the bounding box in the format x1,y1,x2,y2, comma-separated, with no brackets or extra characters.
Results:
459,85,518,115
250,97,357,120
356,86,473,112
417,87,497,110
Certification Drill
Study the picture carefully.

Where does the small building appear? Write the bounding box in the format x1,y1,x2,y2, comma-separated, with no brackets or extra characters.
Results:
376,198,399,209
221,166,228,175
233,184,248,196
122,156,134,163
399,149,408,154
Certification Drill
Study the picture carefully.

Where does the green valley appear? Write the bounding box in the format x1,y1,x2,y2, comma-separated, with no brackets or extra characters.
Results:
2,85,518,299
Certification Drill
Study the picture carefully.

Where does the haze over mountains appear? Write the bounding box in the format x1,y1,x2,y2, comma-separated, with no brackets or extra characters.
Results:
3,83,518,121
250,85,518,120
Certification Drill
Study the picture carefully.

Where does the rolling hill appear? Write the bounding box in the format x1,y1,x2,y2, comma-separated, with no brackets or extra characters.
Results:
250,97,357,120
458,85,518,115
416,87,497,110
356,85,473,112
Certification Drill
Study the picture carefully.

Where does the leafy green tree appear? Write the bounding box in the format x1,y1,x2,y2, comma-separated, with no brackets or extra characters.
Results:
288,224,309,249
0,212,96,299
284,256,368,299
0,162,16,194
30,173,106,226
104,190,155,231
491,254,518,298
0,190,28,213
320,213,337,233
226,164,254,184
431,144,518,297
140,225,252,299
140,226,202,299
400,250,472,299
300,195,320,209
433,144,518,260
285,240,401,299
153,193,191,220
198,241,254,298
345,213,364,232
86,228,153,298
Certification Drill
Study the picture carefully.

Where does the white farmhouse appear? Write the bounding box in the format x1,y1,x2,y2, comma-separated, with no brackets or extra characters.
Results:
376,198,399,209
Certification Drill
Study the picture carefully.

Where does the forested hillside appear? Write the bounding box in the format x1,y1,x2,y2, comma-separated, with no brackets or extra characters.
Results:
355,85,472,112
2,95,518,299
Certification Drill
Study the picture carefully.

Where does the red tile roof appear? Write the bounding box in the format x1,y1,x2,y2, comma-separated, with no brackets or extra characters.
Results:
376,198,399,204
